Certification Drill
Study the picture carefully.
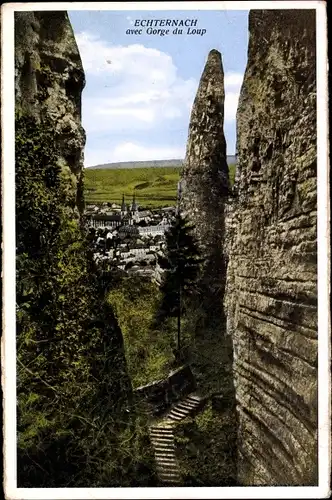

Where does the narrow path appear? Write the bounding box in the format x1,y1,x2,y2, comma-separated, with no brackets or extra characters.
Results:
149,393,203,485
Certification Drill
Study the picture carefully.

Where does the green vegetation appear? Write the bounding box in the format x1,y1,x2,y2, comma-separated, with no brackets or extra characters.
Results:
16,114,156,487
84,166,180,207
229,163,236,185
84,164,236,208
108,276,175,388
156,214,203,354
173,402,237,486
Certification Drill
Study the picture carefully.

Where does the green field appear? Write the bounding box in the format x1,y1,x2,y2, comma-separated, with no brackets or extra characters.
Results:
84,165,236,208
84,166,180,208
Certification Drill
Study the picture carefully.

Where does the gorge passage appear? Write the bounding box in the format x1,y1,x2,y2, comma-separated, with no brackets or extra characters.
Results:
15,8,318,488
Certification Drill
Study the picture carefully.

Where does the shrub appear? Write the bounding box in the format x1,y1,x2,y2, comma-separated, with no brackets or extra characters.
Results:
16,114,155,486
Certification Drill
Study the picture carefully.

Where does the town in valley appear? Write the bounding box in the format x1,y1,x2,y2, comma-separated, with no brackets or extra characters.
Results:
85,191,178,281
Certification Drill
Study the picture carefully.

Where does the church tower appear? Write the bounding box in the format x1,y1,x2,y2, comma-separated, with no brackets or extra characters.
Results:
131,192,138,213
121,194,126,215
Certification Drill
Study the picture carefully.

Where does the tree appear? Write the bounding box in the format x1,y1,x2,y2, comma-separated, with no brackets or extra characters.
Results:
155,213,203,353
15,114,134,487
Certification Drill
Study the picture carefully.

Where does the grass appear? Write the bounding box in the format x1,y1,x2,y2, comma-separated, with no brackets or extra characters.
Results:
108,276,175,388
84,166,180,208
84,164,236,208
173,401,238,486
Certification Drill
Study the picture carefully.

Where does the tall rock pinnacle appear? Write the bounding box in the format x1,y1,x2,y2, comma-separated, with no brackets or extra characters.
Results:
178,49,237,484
180,49,230,324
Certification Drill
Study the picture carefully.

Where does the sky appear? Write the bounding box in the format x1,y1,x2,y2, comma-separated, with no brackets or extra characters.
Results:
68,10,249,167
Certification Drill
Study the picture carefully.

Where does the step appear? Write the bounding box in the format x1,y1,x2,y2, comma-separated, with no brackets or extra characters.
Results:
175,401,198,410
151,438,174,445
154,447,175,454
155,453,176,460
153,440,175,447
168,409,189,418
151,433,174,440
159,473,181,482
169,406,190,415
181,398,201,406
156,457,177,464
150,432,174,439
158,467,179,474
151,424,174,429
172,403,193,412
159,472,181,480
172,405,194,414
156,457,177,465
154,445,175,451
155,454,176,462
186,394,202,402
168,415,184,422
157,463,179,471
150,427,174,433
168,411,188,420
150,428,174,435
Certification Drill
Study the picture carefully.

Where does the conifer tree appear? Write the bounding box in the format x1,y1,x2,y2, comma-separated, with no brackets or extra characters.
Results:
156,213,202,353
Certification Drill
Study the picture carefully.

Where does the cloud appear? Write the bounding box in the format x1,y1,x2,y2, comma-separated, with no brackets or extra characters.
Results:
224,71,243,123
84,142,185,166
112,142,185,162
224,72,244,88
75,32,197,134
225,91,240,122
74,31,243,163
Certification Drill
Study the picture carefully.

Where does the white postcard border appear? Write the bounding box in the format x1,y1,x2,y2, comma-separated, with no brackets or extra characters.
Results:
1,2,330,499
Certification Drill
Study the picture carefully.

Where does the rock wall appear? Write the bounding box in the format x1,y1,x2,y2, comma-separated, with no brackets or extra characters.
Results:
15,12,135,487
15,11,86,212
180,49,230,323
225,10,317,485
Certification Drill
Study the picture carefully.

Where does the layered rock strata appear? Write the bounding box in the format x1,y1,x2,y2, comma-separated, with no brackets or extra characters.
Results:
15,11,86,212
225,10,317,485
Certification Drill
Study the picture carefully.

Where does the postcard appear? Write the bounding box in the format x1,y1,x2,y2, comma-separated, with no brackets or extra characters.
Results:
1,1,330,499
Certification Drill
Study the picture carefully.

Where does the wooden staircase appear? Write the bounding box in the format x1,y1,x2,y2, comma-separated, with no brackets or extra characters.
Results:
149,393,203,485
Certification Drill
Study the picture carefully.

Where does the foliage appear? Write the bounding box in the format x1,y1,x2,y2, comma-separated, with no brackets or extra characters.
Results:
15,114,155,486
228,163,236,185
173,403,238,486
108,275,175,388
84,166,180,207
84,164,236,208
155,214,203,352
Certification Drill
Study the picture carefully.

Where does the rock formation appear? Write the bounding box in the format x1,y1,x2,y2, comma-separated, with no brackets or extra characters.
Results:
15,12,134,486
225,10,317,485
179,49,237,485
15,11,86,212
180,49,230,324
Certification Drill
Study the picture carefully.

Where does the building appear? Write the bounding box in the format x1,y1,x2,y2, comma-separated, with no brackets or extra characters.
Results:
89,214,122,229
121,193,138,216
138,225,170,237
118,225,140,237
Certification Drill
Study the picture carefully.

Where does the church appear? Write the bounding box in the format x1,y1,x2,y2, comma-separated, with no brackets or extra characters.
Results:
88,193,139,229
121,193,138,217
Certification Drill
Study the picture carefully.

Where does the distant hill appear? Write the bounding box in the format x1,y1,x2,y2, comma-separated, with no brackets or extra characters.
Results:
86,156,237,170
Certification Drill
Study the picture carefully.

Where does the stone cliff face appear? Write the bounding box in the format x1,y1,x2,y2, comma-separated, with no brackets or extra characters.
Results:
15,12,135,486
15,11,86,212
225,10,317,485
180,49,230,324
